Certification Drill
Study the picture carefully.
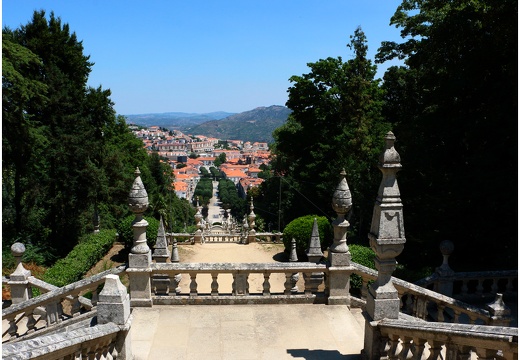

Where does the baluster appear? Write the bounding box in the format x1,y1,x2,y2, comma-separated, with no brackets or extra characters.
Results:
379,335,391,359
411,337,427,360
475,348,497,360
262,272,271,296
444,342,458,360
284,273,292,295
211,273,219,296
290,272,299,293
468,313,478,325
110,344,118,360
170,273,182,295
461,280,469,296
388,333,400,360
476,279,484,296
427,340,443,360
46,301,60,324
360,276,368,301
73,350,82,359
5,314,18,339
453,309,461,324
437,304,445,322
232,273,236,294
399,336,413,360
456,345,472,360
70,292,81,316
404,294,414,314
491,278,499,294
25,310,37,333
189,273,198,297
91,287,99,306
420,298,429,320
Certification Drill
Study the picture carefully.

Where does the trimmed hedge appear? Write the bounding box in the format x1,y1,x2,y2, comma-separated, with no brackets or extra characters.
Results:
43,229,116,287
117,215,159,250
282,215,333,257
349,244,376,290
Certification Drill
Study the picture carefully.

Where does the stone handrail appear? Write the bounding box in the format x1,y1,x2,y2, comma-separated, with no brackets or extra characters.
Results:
2,322,122,360
2,265,126,342
351,263,494,325
254,232,283,243
376,318,518,360
415,270,517,298
202,234,242,243
150,262,327,305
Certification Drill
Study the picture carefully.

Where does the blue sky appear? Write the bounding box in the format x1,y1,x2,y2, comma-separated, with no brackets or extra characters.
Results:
3,1,404,115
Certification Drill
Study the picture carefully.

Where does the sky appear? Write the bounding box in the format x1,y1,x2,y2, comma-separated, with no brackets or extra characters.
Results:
3,1,405,115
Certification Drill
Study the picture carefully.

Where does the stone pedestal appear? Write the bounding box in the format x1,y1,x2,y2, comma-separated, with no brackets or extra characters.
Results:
9,243,31,304
128,252,152,307
98,274,132,360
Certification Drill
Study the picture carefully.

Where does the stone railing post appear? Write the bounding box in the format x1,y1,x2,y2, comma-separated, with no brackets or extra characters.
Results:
328,169,353,305
304,219,325,296
152,216,171,295
363,132,406,360
194,198,203,244
126,167,152,307
248,197,257,244
8,242,32,304
97,274,132,359
434,240,455,296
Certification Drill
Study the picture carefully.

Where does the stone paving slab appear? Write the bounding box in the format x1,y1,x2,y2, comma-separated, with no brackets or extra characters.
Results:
130,304,365,360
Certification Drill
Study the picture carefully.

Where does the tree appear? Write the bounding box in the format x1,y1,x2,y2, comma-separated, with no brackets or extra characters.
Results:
214,153,227,167
377,0,517,270
269,28,390,240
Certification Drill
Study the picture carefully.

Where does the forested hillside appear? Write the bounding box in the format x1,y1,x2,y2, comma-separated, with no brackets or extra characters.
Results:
186,105,291,143
2,11,194,264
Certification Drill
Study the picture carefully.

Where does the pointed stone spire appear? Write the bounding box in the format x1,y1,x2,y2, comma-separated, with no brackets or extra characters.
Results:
153,216,170,262
306,218,324,263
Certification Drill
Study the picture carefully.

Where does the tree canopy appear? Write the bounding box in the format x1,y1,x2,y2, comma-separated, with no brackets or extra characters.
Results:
2,11,194,263
376,0,517,270
265,28,390,240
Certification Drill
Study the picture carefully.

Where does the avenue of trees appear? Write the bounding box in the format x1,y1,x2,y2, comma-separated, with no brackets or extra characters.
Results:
2,11,194,265
256,0,517,271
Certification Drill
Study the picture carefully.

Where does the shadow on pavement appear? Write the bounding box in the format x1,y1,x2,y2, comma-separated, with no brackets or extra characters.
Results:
286,349,360,360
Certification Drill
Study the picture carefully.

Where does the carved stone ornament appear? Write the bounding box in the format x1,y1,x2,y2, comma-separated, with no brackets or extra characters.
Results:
128,167,149,214
332,169,352,215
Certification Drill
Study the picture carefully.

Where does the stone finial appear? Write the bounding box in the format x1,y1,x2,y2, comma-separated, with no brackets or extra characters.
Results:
437,240,454,275
153,216,170,262
11,242,26,267
194,197,203,231
306,218,323,263
128,167,149,215
330,169,351,255
289,238,298,262
332,169,352,215
487,293,512,326
171,236,180,262
248,197,256,232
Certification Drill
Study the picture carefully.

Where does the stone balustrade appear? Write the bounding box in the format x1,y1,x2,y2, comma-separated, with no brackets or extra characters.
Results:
351,264,500,325
3,323,122,360
451,271,517,299
2,266,126,342
202,234,242,243
375,318,517,360
166,233,194,244
149,262,328,305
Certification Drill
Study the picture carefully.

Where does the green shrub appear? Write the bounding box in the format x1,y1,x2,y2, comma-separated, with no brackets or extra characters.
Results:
349,244,376,290
117,215,159,250
43,229,116,287
282,215,332,257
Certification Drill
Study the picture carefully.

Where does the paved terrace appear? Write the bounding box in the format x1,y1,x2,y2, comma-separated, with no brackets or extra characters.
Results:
130,242,366,360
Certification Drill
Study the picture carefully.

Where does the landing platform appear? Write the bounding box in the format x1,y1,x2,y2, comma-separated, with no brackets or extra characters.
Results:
131,304,365,360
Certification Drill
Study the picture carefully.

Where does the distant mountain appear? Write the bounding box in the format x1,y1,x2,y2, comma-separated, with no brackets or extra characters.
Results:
183,105,291,143
123,111,235,129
